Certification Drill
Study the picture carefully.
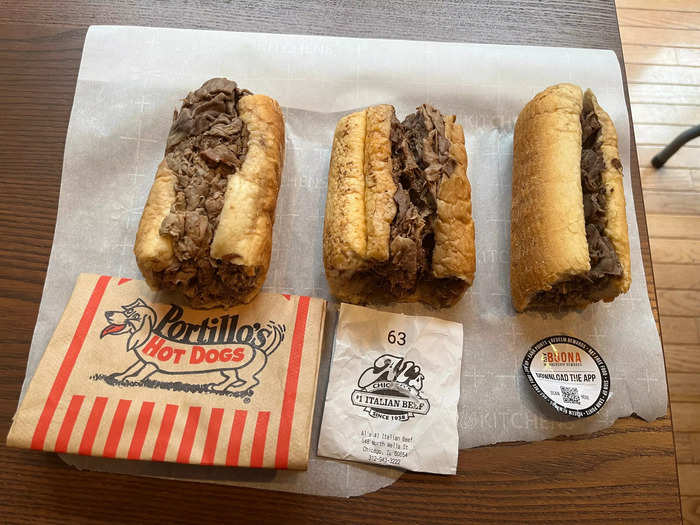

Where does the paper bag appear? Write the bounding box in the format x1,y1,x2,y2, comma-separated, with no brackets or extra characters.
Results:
8,274,326,470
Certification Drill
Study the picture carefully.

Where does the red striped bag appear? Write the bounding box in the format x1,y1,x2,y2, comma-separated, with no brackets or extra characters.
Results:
8,273,326,470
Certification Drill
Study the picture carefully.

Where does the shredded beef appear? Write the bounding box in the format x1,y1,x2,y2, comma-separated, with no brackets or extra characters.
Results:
153,78,257,306
368,104,464,303
533,103,623,307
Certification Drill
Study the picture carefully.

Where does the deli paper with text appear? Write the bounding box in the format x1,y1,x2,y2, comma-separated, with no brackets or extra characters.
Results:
318,304,462,475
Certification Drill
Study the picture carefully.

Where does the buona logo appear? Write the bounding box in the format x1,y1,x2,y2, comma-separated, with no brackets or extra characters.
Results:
97,298,286,396
351,354,431,422
522,335,611,418
541,350,583,364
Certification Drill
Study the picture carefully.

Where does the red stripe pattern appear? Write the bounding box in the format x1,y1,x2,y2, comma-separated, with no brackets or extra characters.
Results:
78,396,108,455
54,395,85,453
25,281,316,469
127,401,155,460
31,275,111,450
200,408,224,465
103,399,132,458
250,411,271,468
275,296,310,468
47,398,288,468
152,404,179,462
176,406,202,463
226,410,247,466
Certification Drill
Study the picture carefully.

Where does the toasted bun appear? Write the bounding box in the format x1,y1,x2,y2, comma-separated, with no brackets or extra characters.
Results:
134,160,178,284
322,109,368,277
208,94,285,304
432,116,476,282
363,104,397,262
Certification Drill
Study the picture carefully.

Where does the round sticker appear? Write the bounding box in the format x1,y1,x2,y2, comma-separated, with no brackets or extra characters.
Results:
522,335,610,418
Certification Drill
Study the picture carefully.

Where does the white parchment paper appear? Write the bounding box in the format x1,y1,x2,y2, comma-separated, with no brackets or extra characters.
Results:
18,25,667,497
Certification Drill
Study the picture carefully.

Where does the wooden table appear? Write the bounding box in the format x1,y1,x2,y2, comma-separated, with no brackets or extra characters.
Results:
0,1,681,523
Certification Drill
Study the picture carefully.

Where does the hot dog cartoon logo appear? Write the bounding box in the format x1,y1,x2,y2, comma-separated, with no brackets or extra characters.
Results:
351,355,430,421
96,298,285,397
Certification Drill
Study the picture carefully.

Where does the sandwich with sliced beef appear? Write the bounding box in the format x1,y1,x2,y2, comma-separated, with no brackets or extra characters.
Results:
510,83,631,311
134,78,285,307
323,104,476,307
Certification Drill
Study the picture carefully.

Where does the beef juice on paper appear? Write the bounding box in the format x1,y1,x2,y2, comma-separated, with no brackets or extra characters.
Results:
318,304,463,475
8,274,326,470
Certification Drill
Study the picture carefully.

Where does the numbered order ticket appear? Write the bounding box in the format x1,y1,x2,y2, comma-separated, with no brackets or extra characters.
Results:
318,304,463,475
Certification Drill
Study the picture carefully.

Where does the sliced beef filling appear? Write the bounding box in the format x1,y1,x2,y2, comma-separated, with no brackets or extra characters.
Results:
369,104,465,303
532,106,623,307
153,78,256,305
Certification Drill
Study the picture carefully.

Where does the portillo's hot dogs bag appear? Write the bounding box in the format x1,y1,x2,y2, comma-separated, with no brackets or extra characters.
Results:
8,274,326,470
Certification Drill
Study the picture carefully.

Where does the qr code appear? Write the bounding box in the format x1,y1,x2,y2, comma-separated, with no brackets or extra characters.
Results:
560,386,581,405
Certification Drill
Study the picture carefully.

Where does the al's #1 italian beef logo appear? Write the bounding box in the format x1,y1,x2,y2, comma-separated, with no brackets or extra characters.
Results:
96,298,285,398
351,355,430,422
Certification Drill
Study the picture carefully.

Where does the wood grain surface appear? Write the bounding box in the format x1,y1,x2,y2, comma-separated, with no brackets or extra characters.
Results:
618,1,700,520
0,1,680,523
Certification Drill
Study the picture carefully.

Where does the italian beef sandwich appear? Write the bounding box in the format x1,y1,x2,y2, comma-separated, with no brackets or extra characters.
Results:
510,83,631,311
323,104,476,307
134,78,284,307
